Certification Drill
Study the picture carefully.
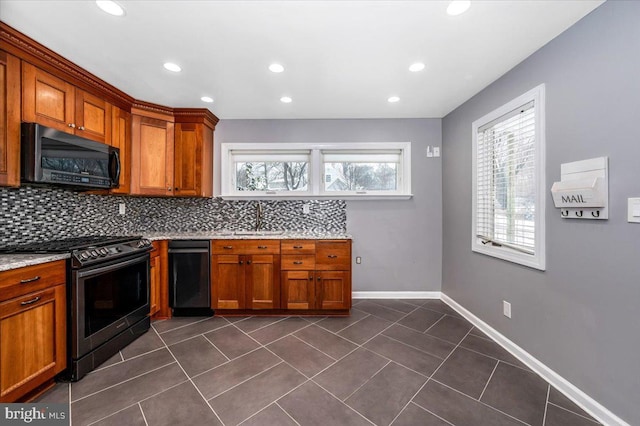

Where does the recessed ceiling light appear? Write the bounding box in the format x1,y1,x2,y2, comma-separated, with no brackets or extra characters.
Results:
447,0,471,16
280,96,292,103
163,62,182,73
95,0,125,16
409,62,425,72
269,63,285,73
388,96,400,103
201,96,214,103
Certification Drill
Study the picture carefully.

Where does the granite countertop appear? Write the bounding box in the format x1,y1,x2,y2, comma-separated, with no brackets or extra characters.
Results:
0,232,351,272
0,253,70,272
143,231,352,241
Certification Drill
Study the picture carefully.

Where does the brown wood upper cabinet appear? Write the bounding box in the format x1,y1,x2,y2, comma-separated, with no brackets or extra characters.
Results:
131,107,216,197
109,106,131,194
0,50,21,187
130,108,175,196
22,62,112,144
0,260,67,402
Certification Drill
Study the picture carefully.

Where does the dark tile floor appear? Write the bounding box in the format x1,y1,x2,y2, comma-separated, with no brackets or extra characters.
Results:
37,299,602,426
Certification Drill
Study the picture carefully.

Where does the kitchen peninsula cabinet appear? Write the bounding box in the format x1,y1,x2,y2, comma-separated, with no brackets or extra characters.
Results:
0,50,20,187
281,240,352,311
22,62,112,144
0,260,66,402
211,240,281,310
130,107,175,196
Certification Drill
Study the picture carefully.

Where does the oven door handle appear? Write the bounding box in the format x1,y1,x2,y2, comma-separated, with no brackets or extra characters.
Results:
76,254,148,278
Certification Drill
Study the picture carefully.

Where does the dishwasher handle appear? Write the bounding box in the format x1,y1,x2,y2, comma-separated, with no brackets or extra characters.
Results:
168,248,210,254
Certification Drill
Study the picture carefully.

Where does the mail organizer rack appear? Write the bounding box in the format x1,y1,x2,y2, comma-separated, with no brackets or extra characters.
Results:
550,157,608,220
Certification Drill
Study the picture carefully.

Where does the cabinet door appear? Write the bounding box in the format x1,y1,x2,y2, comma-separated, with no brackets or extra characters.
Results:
0,51,20,187
75,89,111,143
110,106,131,194
316,271,351,310
246,255,279,310
149,254,160,317
22,62,75,133
0,285,66,402
281,270,314,310
174,122,201,197
131,115,174,196
211,255,245,309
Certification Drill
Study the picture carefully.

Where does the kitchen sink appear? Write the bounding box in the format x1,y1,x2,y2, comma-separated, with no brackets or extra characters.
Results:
233,230,285,236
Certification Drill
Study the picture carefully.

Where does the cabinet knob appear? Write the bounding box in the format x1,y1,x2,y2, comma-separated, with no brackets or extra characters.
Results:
167,187,172,191
293,245,303,249
258,245,268,249
247,260,252,265
293,261,303,265
223,246,233,249
78,126,85,131
328,255,338,258
68,123,76,128
308,275,313,281
239,260,244,265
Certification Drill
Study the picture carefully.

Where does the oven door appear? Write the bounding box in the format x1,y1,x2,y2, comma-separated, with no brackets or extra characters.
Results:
71,253,150,359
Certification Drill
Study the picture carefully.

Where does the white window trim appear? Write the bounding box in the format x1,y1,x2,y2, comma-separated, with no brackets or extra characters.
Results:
220,142,412,200
471,84,546,270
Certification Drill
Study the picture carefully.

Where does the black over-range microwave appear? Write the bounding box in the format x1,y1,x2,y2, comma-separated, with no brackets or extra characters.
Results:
21,122,120,190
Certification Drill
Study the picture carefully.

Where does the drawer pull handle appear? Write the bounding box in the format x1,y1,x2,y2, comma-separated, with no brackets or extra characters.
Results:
21,296,41,306
328,255,338,258
293,261,303,265
20,276,41,284
258,246,268,249
293,245,303,249
223,246,233,249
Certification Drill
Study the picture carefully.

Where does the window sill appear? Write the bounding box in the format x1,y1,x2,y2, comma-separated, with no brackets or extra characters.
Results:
219,194,414,201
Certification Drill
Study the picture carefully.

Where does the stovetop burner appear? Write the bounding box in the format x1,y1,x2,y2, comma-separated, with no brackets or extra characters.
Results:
0,236,141,254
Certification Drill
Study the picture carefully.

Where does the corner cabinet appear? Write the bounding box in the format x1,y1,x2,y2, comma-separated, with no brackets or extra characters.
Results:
0,50,20,187
0,260,67,402
22,62,112,144
109,106,131,194
131,106,217,198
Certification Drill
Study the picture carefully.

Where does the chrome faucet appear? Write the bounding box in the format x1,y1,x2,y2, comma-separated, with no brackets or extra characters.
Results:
255,201,264,231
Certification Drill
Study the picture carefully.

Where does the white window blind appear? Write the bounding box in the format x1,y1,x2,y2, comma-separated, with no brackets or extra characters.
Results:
476,101,536,254
472,84,545,270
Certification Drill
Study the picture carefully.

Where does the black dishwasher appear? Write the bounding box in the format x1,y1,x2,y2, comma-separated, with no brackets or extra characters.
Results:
168,240,213,316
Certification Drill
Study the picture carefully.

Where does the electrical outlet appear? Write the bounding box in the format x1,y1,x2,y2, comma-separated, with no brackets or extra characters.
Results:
426,147,433,158
355,256,362,264
303,204,311,214
433,146,440,157
118,203,126,215
503,301,512,318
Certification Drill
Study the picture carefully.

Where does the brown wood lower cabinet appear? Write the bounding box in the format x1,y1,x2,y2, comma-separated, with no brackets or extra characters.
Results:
149,240,170,319
211,240,280,310
281,240,352,311
0,260,66,402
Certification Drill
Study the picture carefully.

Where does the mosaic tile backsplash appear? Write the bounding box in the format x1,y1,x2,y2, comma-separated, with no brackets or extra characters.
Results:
0,186,346,245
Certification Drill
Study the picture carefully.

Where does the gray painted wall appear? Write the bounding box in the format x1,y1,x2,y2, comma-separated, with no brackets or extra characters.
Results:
442,2,639,423
215,119,442,292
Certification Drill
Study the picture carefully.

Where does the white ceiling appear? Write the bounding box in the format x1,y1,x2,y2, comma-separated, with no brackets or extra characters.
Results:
0,0,603,119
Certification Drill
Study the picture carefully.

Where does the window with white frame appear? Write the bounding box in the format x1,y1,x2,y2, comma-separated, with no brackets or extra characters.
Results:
472,84,546,270
220,142,412,199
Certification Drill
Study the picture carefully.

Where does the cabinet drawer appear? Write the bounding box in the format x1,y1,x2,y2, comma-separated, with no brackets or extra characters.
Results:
0,260,66,302
240,240,280,255
281,255,316,270
0,286,56,318
315,241,351,270
211,240,247,254
281,240,316,255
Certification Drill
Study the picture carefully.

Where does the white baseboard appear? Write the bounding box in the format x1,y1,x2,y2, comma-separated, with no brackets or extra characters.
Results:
441,293,629,426
352,291,441,299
